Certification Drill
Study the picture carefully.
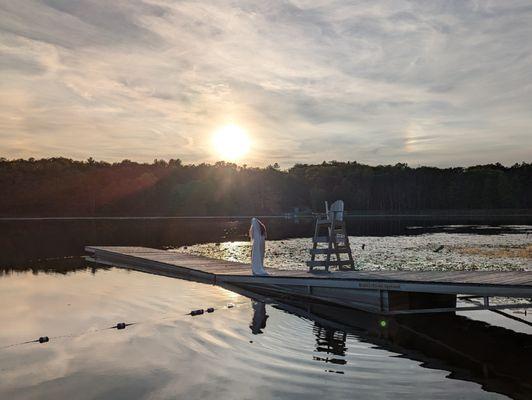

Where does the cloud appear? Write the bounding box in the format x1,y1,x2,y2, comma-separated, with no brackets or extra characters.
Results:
0,0,531,166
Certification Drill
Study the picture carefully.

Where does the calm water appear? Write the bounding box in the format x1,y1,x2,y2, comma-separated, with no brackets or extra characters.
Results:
1,218,531,399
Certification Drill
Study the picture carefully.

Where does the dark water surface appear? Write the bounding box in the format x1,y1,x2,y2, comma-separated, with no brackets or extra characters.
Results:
1,217,531,399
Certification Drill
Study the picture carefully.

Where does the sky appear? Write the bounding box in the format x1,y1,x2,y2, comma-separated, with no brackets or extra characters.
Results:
1,0,531,167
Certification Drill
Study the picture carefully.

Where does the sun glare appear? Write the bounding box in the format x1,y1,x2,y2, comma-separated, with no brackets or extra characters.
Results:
212,125,251,161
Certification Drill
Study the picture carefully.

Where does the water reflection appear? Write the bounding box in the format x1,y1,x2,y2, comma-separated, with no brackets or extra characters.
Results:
268,297,532,399
1,266,530,400
313,325,347,373
249,301,268,335
219,277,532,399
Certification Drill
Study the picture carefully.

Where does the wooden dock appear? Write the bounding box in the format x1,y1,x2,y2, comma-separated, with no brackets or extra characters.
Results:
85,246,532,315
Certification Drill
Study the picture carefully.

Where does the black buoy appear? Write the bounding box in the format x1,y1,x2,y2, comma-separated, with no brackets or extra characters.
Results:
361,244,366,250
434,245,444,253
206,307,215,313
190,309,204,316
38,336,49,343
116,322,126,330
227,303,234,308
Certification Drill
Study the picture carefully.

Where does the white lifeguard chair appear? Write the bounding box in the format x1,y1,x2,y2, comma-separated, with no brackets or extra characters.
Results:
307,200,355,272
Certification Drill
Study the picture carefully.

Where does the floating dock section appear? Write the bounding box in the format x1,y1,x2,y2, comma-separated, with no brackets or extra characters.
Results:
86,246,532,315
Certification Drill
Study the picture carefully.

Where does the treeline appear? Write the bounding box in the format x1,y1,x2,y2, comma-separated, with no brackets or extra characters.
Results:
0,158,530,216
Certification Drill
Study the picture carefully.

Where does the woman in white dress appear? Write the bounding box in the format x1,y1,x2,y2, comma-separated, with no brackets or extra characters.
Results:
249,217,268,275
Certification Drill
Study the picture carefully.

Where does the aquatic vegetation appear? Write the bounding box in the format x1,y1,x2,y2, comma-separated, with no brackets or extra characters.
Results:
176,232,531,272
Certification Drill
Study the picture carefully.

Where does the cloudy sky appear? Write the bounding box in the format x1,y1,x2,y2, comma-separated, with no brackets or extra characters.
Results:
1,0,531,166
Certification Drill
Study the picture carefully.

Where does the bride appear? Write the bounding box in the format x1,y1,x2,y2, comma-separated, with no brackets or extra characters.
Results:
249,218,268,276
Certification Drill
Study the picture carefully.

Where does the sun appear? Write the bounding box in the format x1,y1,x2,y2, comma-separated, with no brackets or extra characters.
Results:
212,125,251,161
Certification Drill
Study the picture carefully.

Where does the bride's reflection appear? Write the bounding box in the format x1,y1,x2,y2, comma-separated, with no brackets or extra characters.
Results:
249,300,268,335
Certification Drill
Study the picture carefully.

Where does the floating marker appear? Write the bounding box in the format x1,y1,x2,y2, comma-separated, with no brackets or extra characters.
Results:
190,309,204,316
206,307,215,313
116,322,126,330
38,336,49,343
227,303,235,308
379,320,388,328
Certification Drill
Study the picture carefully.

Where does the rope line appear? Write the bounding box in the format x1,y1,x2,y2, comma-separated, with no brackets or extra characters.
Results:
0,301,251,351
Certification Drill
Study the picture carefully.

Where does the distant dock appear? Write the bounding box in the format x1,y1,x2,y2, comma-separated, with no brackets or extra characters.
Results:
86,246,532,315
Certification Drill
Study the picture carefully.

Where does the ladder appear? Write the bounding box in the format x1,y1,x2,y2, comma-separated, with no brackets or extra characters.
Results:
306,201,355,272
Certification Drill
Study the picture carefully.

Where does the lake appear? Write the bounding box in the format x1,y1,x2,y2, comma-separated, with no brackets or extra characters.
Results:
1,217,531,399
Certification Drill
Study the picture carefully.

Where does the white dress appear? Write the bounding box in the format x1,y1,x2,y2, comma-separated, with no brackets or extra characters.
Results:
249,217,268,276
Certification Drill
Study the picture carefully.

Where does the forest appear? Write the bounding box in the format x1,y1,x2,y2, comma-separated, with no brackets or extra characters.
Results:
0,158,530,216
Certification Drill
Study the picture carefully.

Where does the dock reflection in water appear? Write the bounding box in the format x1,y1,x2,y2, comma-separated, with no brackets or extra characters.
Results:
313,326,347,372
248,293,532,399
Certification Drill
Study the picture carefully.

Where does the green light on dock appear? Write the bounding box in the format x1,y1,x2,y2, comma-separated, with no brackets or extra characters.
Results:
379,319,387,328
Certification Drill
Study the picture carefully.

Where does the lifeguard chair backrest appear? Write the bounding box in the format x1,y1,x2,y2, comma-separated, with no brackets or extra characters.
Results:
329,200,344,221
